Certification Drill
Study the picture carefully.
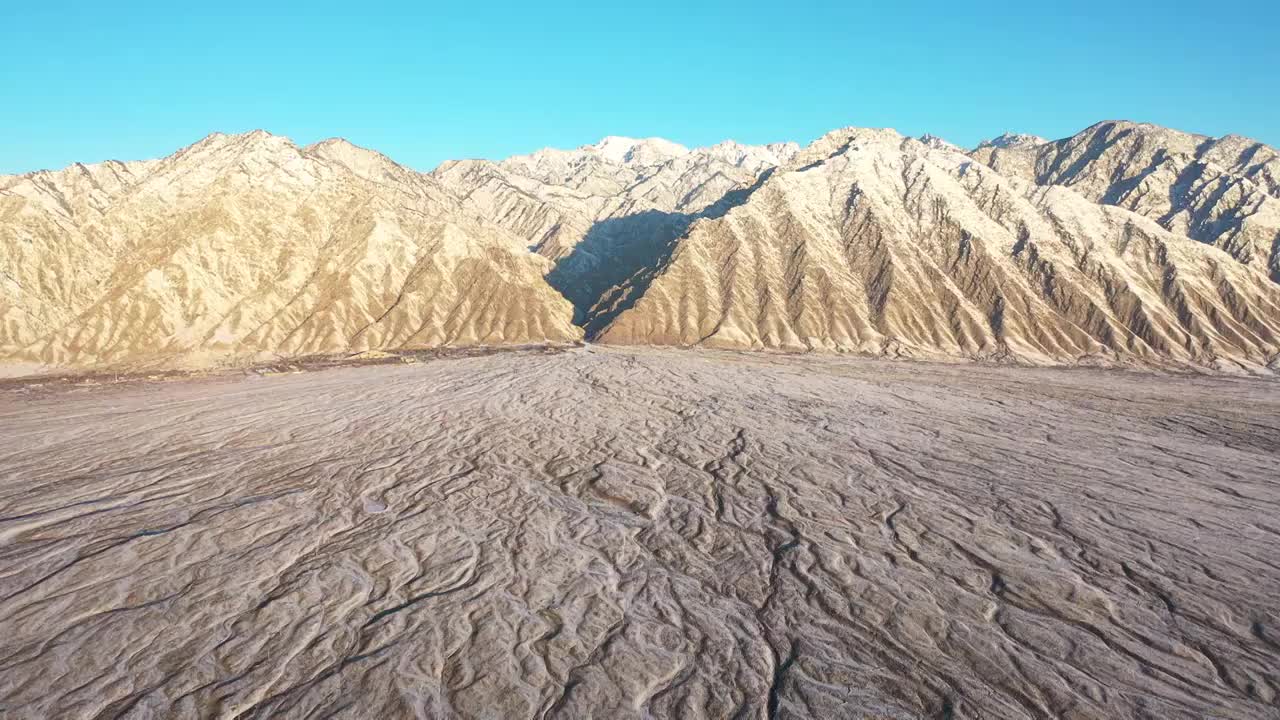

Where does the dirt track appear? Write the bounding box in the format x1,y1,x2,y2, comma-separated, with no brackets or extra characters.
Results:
1,347,1278,719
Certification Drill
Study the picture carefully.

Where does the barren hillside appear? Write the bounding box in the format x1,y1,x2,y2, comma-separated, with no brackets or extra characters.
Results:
971,121,1280,281
0,132,580,370
597,128,1280,372
4,122,1280,374
432,136,799,321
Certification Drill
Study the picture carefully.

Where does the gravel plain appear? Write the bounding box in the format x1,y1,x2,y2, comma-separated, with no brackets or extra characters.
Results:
1,347,1278,719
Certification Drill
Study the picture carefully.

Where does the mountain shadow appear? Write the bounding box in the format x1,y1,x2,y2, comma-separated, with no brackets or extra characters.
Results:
546,210,694,328
546,169,775,338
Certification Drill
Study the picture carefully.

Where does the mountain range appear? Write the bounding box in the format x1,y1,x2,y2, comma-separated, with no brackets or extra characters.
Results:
3,121,1279,373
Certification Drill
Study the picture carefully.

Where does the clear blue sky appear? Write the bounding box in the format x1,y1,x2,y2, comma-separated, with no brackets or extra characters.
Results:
2,1,1277,174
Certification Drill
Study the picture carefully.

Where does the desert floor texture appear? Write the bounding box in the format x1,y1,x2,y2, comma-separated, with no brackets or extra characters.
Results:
1,347,1278,719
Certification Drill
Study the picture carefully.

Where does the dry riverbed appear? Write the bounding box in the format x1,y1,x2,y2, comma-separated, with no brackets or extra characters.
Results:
1,347,1278,719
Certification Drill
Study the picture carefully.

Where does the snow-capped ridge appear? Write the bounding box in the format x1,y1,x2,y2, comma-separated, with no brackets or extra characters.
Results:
786,126,904,168
590,136,690,165
974,132,1048,151
918,134,963,152
702,140,801,169
6,119,1280,374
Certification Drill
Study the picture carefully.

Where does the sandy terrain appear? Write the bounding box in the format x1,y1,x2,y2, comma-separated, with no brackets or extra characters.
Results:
1,347,1278,719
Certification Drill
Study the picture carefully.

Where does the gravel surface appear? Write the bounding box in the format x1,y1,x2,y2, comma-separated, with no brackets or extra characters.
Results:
2,347,1278,719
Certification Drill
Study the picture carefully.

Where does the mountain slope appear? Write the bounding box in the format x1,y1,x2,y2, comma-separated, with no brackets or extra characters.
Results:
596,128,1280,371
971,121,1280,282
431,136,798,321
5,123,1280,374
0,132,580,369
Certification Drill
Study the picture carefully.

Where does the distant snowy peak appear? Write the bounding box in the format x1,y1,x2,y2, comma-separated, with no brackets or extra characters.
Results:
766,142,803,162
302,137,406,179
590,136,690,165
501,135,800,175
917,134,963,152
975,132,1049,150
702,140,801,169
492,136,692,184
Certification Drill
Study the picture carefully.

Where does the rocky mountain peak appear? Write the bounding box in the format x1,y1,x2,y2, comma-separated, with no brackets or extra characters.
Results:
917,133,963,152
589,136,690,165
5,120,1280,373
974,132,1048,150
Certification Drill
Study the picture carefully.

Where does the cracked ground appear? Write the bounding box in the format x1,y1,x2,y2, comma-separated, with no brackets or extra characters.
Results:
1,347,1278,719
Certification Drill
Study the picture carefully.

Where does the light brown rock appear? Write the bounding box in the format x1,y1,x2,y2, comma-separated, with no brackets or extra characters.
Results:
970,120,1280,281
431,136,798,321
5,123,1280,375
597,129,1280,372
0,132,580,371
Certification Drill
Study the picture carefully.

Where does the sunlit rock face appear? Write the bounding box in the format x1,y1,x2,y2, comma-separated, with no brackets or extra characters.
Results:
596,128,1280,372
0,132,581,371
3,121,1279,375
